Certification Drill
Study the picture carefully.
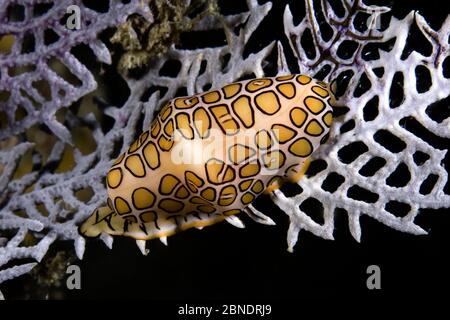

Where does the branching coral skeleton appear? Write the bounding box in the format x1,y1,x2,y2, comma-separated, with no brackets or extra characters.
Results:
0,0,448,294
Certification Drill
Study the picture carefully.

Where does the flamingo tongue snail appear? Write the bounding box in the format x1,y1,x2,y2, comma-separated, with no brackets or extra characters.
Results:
79,74,335,251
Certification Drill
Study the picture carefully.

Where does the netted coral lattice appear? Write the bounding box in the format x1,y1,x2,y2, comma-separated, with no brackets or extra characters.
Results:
0,0,449,293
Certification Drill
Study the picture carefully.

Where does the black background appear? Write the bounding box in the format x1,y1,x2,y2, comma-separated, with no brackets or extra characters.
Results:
2,0,449,305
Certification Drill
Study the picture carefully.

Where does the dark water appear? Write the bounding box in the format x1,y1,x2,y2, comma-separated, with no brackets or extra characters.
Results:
2,0,449,305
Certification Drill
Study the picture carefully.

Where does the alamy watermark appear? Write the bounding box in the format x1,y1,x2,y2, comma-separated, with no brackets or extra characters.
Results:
168,126,286,176
366,9,383,32
66,264,81,290
66,5,81,30
366,264,381,290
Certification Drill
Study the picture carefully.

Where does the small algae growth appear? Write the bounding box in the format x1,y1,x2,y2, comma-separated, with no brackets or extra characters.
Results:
111,0,221,74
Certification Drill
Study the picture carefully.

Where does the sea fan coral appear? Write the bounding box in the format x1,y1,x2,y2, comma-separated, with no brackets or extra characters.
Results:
0,0,448,298
276,0,450,251
0,0,152,286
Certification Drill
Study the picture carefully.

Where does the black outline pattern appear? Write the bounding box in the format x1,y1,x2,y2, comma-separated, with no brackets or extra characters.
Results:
174,96,199,109
107,167,123,189
96,210,116,232
262,150,286,170
305,119,325,136
201,90,221,104
224,209,241,216
240,192,255,205
159,174,181,195
239,159,261,178
197,204,216,214
158,135,174,151
185,170,205,192
164,118,174,136
107,197,113,209
132,187,156,210
189,196,209,205
128,139,140,154
139,210,157,223
124,154,146,178
150,118,161,138
322,111,333,128
288,137,313,157
231,94,255,128
222,83,242,99
284,163,299,176
312,85,329,98
304,96,325,115
175,185,190,199
239,179,253,192
276,75,295,81
245,78,273,93
218,185,237,206
112,153,125,166
255,129,273,150
228,143,256,165
193,107,212,139
175,112,195,140
251,180,264,194
205,158,236,185
210,104,240,136
200,187,216,201
276,82,296,99
114,196,132,215
160,105,172,122
320,133,330,145
266,175,283,188
158,198,185,213
289,107,308,128
142,141,160,170
254,90,281,115
296,74,312,85
271,123,297,144
139,131,149,145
